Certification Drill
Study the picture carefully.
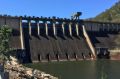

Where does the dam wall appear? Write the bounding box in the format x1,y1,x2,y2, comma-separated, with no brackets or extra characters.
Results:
0,15,120,61
0,15,21,50
21,17,91,62
84,21,120,58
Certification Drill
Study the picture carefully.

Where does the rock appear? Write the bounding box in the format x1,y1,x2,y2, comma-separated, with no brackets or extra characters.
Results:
9,71,19,79
44,77,49,79
9,56,19,66
10,56,17,61
25,69,33,76
41,73,50,77
4,56,58,79
5,60,11,66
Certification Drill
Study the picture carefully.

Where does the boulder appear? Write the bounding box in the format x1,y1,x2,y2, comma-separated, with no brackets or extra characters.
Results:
4,56,58,79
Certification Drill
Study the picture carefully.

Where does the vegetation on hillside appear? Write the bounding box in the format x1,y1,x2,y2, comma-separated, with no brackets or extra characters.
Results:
92,1,120,22
0,25,12,61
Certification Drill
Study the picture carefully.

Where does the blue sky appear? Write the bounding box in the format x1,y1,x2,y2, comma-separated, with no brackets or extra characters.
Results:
0,0,118,19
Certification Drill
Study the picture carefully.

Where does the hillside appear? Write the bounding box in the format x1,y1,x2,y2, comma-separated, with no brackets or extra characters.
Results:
92,1,120,22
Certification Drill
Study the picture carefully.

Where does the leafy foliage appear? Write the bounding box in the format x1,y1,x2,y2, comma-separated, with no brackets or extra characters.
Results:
0,25,12,61
92,1,120,22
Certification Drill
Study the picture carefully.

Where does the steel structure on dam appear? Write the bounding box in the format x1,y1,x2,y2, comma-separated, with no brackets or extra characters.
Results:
0,14,120,62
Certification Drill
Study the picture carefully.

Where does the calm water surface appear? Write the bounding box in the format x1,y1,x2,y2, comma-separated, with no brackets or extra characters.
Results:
25,60,120,79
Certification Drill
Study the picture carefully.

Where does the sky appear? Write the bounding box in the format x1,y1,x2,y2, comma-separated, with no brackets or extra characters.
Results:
0,0,118,19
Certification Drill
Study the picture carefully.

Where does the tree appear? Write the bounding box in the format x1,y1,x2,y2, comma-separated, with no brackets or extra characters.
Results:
0,25,12,62
93,1,120,22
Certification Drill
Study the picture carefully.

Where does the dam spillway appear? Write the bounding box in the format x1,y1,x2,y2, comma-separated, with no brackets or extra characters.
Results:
0,15,120,62
22,18,91,62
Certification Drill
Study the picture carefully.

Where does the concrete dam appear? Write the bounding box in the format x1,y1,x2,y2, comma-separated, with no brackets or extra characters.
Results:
0,14,120,62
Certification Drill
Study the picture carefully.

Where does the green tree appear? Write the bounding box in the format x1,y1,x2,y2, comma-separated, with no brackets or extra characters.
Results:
92,1,120,22
0,25,12,62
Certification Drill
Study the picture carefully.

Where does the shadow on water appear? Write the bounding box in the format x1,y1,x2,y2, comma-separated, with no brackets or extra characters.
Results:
100,66,107,79
96,60,120,79
24,60,120,79
96,60,108,79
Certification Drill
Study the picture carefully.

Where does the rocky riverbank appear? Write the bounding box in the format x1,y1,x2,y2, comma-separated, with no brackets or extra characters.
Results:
4,56,58,79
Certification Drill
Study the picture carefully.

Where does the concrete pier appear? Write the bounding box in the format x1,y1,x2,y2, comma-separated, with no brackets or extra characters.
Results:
28,20,31,36
76,23,79,36
53,22,56,36
69,22,72,36
62,22,65,35
20,17,25,49
45,22,48,36
36,20,40,36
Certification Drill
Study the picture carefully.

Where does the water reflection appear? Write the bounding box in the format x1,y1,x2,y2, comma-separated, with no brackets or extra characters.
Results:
96,60,108,79
25,60,120,79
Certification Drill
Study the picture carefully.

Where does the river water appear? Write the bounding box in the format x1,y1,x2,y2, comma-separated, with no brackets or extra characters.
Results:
25,60,120,79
